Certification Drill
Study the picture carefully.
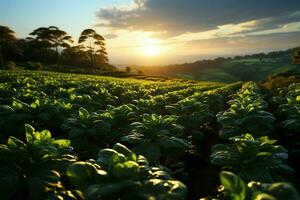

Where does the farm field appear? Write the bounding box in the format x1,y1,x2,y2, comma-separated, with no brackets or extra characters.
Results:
196,59,300,83
0,70,300,200
135,47,300,83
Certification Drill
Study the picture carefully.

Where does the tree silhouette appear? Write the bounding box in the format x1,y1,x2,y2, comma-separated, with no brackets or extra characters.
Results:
0,26,19,68
17,38,54,63
78,29,108,68
61,45,89,67
29,26,73,67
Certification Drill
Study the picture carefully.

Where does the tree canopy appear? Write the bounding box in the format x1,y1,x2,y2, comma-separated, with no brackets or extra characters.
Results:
78,29,108,68
29,26,73,66
0,25,20,67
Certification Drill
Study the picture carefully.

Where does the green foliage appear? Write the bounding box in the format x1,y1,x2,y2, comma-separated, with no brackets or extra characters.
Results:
217,82,275,139
0,26,20,68
0,70,298,200
62,104,139,158
67,143,187,200
78,29,108,68
219,171,300,200
220,171,247,200
260,71,300,91
0,124,77,200
166,98,215,130
122,114,188,162
29,26,73,66
211,134,293,182
276,83,300,132
0,98,71,137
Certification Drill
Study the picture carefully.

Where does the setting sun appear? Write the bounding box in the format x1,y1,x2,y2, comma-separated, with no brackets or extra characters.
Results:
141,44,162,56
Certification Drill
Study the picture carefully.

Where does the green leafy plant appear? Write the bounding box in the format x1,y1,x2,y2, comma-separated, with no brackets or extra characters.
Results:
277,83,300,132
218,171,300,200
62,105,139,158
0,98,72,138
217,82,275,139
166,98,214,131
0,124,78,200
66,143,187,200
61,107,112,158
122,114,188,162
211,134,293,182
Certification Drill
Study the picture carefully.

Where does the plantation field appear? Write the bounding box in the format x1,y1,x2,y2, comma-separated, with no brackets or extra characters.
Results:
0,70,300,200
171,59,300,83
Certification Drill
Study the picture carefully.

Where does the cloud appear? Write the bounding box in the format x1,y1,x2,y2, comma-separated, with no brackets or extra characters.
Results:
168,20,300,43
183,31,300,55
96,0,300,38
103,33,118,39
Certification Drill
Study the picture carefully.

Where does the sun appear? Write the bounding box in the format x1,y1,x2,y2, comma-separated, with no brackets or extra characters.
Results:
141,44,161,56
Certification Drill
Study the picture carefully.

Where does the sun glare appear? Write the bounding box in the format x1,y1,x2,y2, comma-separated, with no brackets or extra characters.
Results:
141,44,161,56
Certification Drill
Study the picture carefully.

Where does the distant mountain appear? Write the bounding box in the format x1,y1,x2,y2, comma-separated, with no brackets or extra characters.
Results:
133,47,300,83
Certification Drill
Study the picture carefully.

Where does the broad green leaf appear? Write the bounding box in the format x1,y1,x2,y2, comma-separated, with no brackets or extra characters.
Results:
54,139,71,148
113,143,136,161
253,193,276,200
141,179,187,200
134,142,161,163
34,130,52,142
79,107,89,120
97,149,120,169
137,155,149,168
239,165,273,183
267,182,300,200
220,171,247,200
112,161,140,179
67,162,106,190
151,171,172,180
210,149,240,166
7,136,26,149
25,124,35,143
0,105,14,113
159,137,188,156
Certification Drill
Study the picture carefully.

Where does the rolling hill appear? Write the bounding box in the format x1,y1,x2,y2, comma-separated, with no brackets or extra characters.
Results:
133,47,300,83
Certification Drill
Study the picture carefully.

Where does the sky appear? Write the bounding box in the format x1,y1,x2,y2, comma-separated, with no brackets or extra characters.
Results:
1,0,300,65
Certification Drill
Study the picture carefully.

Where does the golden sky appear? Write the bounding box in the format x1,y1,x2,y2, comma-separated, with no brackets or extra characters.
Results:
1,0,300,65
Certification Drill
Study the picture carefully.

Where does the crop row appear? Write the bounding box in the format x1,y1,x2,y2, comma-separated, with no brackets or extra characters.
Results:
0,71,244,199
208,82,299,199
271,83,300,184
1,71,298,199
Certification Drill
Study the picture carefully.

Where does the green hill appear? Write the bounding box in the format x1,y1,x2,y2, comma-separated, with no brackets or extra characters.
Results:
134,47,300,83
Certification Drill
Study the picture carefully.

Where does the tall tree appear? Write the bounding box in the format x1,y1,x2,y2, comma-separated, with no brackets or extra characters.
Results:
78,29,108,68
0,25,19,68
29,26,73,67
61,45,90,67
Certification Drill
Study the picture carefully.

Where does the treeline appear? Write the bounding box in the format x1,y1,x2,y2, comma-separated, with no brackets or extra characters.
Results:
134,47,300,82
0,25,115,71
